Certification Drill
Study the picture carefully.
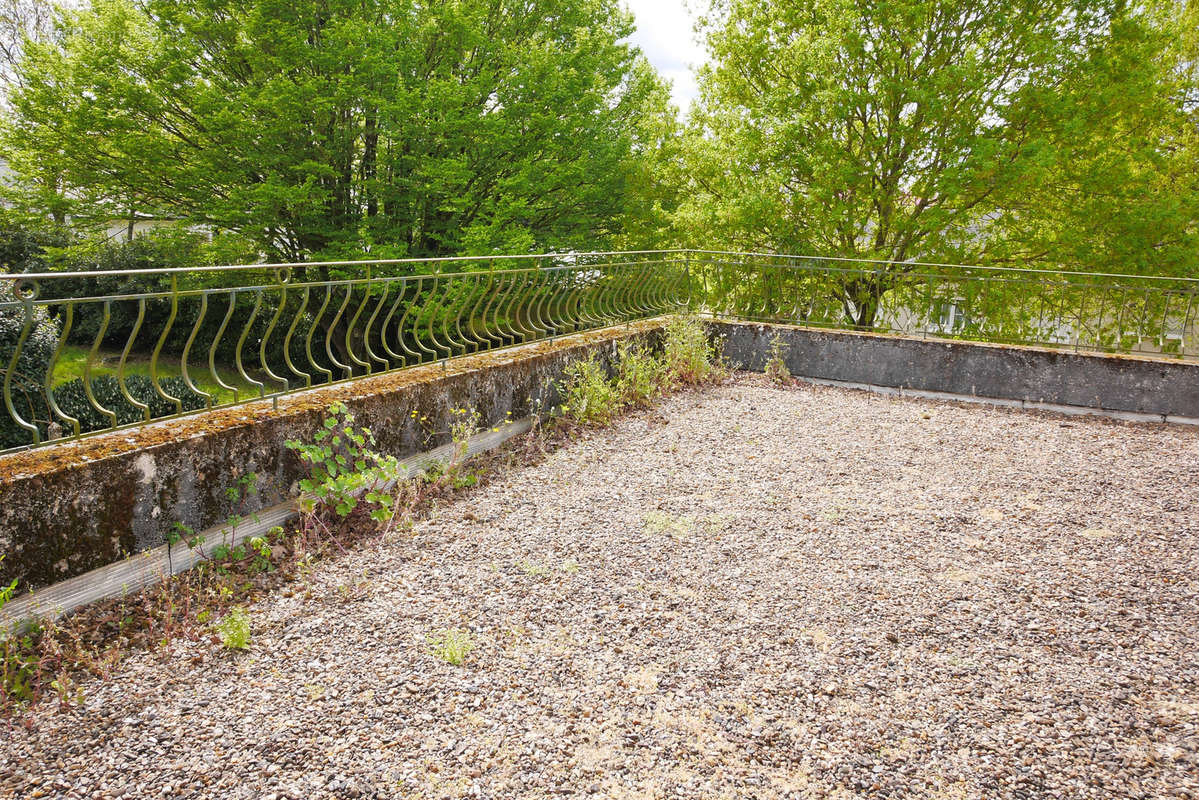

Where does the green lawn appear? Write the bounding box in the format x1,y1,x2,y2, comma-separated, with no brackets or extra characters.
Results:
52,345,267,405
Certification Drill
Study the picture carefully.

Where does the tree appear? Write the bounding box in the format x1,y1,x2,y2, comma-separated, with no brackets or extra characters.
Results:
3,0,674,261
0,0,54,87
677,0,1199,328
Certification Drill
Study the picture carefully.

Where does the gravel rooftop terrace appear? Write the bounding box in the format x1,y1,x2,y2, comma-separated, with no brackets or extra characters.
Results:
3,373,1198,800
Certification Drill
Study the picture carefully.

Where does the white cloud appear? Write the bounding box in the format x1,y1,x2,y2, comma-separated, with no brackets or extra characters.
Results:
621,0,707,113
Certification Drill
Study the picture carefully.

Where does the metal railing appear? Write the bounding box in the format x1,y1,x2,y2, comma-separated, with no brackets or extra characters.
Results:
2,248,1195,453
0,252,690,452
693,250,1199,360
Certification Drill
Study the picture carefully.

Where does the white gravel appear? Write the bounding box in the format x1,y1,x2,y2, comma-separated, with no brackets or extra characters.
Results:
3,374,1198,799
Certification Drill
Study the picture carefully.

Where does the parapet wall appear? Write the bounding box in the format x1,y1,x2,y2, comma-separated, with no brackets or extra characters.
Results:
0,321,665,594
714,320,1199,421
4,316,1194,601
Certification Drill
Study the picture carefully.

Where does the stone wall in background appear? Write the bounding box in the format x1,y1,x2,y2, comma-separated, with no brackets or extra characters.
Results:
715,320,1199,421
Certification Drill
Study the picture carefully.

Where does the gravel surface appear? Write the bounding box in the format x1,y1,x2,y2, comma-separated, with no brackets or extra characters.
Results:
3,374,1198,799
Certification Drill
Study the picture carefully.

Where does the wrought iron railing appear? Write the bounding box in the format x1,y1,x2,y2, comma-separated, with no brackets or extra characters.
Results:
0,252,690,452
2,248,1195,453
692,250,1199,361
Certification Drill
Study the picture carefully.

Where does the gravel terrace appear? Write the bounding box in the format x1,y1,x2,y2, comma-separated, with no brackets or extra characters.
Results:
3,374,1198,800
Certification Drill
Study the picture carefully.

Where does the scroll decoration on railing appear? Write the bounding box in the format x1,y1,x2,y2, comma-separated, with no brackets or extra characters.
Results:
2,249,1195,454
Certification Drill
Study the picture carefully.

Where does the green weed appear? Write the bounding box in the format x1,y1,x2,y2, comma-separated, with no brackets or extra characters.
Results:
215,606,251,650
559,356,623,425
615,342,667,406
764,335,791,384
644,511,695,539
663,314,725,386
429,628,474,666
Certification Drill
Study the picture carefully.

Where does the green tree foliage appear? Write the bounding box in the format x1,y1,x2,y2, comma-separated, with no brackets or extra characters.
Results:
4,0,674,260
678,0,1199,327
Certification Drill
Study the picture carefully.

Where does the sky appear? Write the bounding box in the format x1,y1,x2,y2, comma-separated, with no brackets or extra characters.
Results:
622,0,707,113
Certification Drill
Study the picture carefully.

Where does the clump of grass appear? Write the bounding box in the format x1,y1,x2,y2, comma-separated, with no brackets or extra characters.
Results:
764,335,791,384
644,511,695,539
429,628,474,666
215,606,251,650
517,559,550,577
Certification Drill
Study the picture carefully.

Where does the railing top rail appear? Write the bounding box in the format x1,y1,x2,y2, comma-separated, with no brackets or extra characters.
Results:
0,249,691,283
688,249,1199,286
3,248,1194,287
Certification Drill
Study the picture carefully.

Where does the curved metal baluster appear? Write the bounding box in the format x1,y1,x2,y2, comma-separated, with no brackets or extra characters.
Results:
117,299,152,421
2,280,40,445
492,269,521,347
575,266,603,330
150,275,183,413
426,275,452,360
439,274,468,357
659,256,683,312
362,279,392,372
586,265,608,326
455,274,482,354
469,271,497,352
344,278,373,375
626,261,649,318
44,301,80,438
640,259,662,316
610,263,633,322
528,265,552,339
379,278,408,367
235,291,267,398
180,293,215,408
511,271,540,343
537,263,564,336
306,284,334,385
84,301,118,428
610,264,631,322
209,291,241,403
407,276,439,364
1181,291,1198,357
397,277,433,365
283,286,312,388
633,261,656,316
258,281,290,393
552,265,573,333
477,268,501,349
502,271,529,344
557,267,581,333
324,284,354,379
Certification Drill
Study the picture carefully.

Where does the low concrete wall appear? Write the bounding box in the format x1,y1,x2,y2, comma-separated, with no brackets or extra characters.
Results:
714,320,1199,421
0,321,664,594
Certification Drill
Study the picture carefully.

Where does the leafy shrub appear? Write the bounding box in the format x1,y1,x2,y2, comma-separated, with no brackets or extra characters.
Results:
615,342,666,406
559,355,623,425
0,212,73,274
663,314,725,385
286,401,403,525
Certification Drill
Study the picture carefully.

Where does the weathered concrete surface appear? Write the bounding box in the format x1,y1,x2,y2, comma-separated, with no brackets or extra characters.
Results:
0,321,665,594
714,320,1199,419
